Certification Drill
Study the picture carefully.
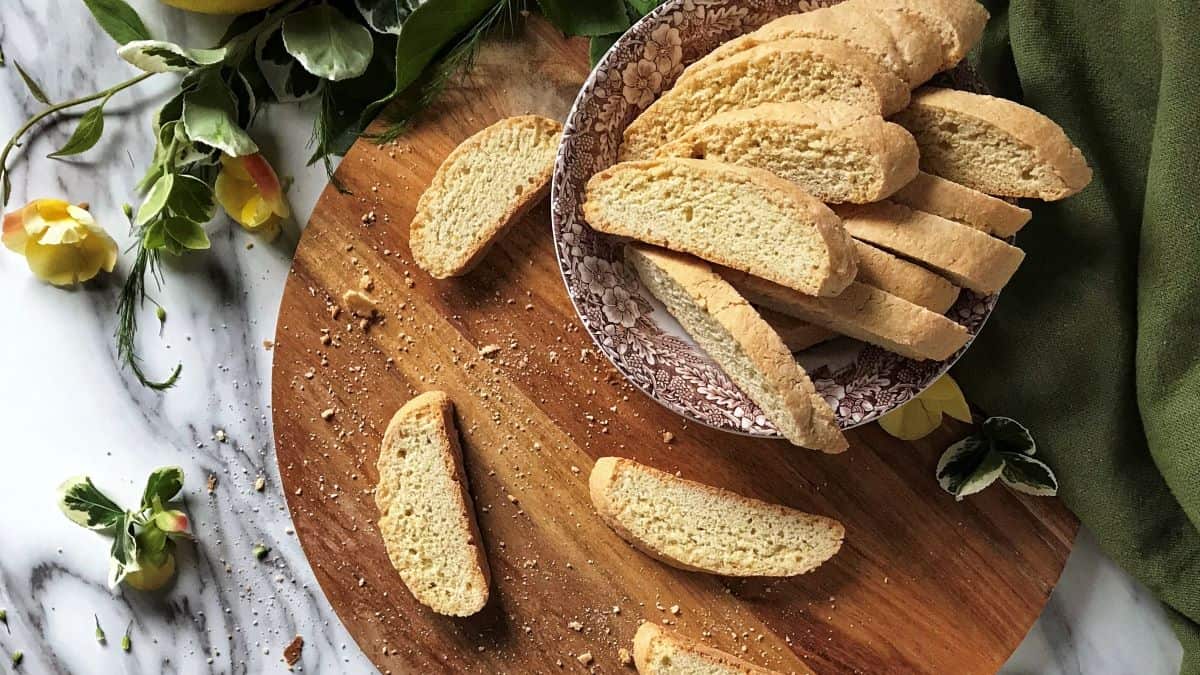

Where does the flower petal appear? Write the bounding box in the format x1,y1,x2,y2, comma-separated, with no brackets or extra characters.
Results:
878,398,942,441
2,210,28,253
922,374,972,423
241,153,290,218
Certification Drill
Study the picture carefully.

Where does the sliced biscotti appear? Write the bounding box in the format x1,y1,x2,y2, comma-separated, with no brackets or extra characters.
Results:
759,309,836,352
893,88,1092,200
590,457,845,575
655,102,919,203
585,159,857,297
626,244,846,451
847,0,988,70
619,38,909,160
375,391,490,616
410,115,561,278
860,3,944,87
892,172,1033,237
723,271,969,361
835,201,1025,294
853,240,960,313
634,623,787,675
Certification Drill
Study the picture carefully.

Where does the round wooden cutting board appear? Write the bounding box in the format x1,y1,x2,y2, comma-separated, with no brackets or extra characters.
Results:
271,17,1078,675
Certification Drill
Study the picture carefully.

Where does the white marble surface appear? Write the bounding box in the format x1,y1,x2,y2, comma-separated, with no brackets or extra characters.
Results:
0,2,1182,673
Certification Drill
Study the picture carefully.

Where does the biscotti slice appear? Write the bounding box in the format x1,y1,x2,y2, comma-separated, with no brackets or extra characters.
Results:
835,201,1025,294
619,38,909,160
590,457,845,575
410,115,561,278
585,159,857,297
723,271,969,361
892,172,1033,237
655,102,918,203
846,0,988,69
853,240,960,313
626,244,846,451
634,623,787,675
893,88,1092,200
862,4,944,86
375,391,490,616
758,309,837,352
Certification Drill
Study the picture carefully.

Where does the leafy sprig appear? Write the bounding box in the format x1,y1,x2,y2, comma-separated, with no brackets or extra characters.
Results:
936,417,1059,500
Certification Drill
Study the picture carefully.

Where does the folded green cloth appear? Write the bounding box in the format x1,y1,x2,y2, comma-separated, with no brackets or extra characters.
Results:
957,1,1200,672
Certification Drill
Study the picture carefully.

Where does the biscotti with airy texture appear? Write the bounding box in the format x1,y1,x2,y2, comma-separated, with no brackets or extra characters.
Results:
585,159,857,297
626,244,847,451
410,115,561,278
846,0,988,70
758,309,836,352
375,391,491,616
590,457,845,575
892,172,1033,237
619,38,909,160
858,2,944,86
655,102,919,204
835,201,1025,294
893,88,1092,200
633,623,788,675
853,240,960,313
723,271,970,361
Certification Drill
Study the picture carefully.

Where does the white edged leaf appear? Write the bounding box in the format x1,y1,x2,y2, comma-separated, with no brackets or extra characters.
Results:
137,173,175,225
355,0,427,34
182,77,258,157
140,466,184,511
167,175,215,224
983,416,1036,456
165,217,211,250
107,515,139,588
57,476,124,531
282,4,375,82
1001,453,1059,496
936,436,1004,501
255,29,321,103
118,40,227,73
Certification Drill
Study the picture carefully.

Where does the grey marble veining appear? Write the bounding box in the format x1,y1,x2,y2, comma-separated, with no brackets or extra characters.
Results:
0,1,1182,673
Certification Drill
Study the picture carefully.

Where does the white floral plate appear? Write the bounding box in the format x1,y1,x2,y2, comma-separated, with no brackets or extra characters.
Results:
550,0,998,436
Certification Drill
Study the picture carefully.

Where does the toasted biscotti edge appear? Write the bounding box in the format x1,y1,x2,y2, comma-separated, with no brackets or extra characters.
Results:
853,240,960,313
892,172,1033,237
633,623,788,675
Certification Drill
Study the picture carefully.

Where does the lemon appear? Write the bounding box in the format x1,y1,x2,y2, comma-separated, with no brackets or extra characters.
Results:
125,552,177,591
159,0,281,15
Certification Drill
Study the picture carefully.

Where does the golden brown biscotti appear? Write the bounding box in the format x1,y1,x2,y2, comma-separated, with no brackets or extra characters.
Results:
375,391,490,616
410,115,561,278
655,102,919,204
584,158,858,297
846,0,988,70
590,457,845,575
861,3,945,86
619,38,909,160
853,240,960,313
893,88,1093,200
633,623,790,675
626,244,847,452
835,201,1026,294
723,271,970,361
758,308,837,352
891,172,1033,237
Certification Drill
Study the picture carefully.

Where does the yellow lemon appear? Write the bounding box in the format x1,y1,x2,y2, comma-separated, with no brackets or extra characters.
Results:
158,0,281,15
125,552,177,591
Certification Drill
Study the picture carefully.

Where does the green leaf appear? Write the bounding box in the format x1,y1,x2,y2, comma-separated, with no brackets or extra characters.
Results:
936,436,1004,501
165,217,211,250
626,0,663,15
536,0,629,37
14,61,51,104
57,476,124,531
182,76,259,156
982,416,1036,455
140,466,184,511
48,104,106,158
0,42,6,67
118,40,228,73
283,4,375,82
137,173,175,226
590,33,620,67
255,29,322,103
82,0,152,45
357,0,427,34
1000,453,1059,496
167,175,215,223
142,221,167,249
108,515,140,588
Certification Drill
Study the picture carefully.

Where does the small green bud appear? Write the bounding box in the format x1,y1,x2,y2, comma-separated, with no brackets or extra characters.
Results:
155,305,166,323
253,544,270,561
121,621,132,652
121,203,134,220
94,614,106,644
11,651,22,666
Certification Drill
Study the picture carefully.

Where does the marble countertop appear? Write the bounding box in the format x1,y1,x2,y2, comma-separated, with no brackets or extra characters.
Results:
0,2,1182,673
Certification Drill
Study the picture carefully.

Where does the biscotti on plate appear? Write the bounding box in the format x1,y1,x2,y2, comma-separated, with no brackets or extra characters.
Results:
585,158,857,298
590,457,845,575
619,37,909,160
375,391,491,616
893,87,1092,200
633,623,788,675
853,240,960,313
410,115,561,278
626,244,847,451
758,308,837,352
892,172,1032,237
835,201,1025,294
846,0,988,70
655,102,919,204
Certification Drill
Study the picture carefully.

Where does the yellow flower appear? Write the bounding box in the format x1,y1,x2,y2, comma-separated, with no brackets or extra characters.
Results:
878,373,972,441
214,153,289,239
2,199,118,286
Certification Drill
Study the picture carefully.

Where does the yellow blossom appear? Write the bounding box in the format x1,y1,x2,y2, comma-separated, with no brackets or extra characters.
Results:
214,153,289,240
2,199,118,286
878,373,972,441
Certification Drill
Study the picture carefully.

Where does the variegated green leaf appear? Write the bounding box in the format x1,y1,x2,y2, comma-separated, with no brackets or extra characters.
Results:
1000,453,1059,496
356,0,427,35
282,5,374,82
182,77,259,157
107,515,140,588
140,466,184,511
936,436,1004,501
982,416,1036,455
118,40,227,73
58,476,124,531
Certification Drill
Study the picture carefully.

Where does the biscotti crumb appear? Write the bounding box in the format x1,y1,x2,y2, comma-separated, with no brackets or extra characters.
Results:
618,648,633,666
577,652,593,665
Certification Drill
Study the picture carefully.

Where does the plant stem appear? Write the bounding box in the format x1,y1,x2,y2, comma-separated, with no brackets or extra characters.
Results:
0,71,155,206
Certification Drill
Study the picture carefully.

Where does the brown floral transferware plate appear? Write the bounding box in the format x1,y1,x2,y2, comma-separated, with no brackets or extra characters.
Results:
550,0,998,437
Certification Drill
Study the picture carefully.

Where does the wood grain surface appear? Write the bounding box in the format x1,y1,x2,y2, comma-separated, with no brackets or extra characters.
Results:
271,18,1078,674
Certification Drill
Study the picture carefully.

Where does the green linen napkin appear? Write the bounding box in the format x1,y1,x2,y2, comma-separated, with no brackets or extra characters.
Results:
957,1,1200,672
